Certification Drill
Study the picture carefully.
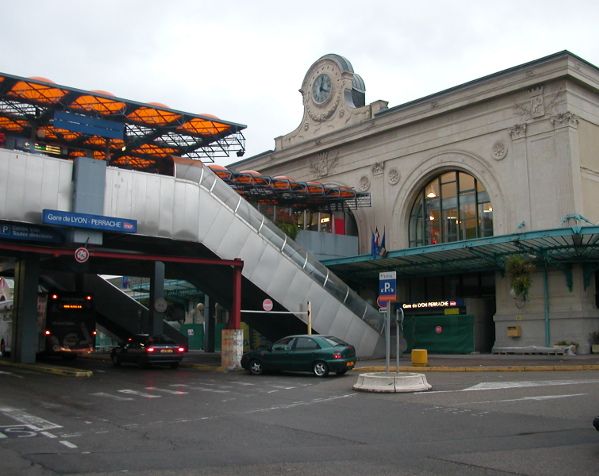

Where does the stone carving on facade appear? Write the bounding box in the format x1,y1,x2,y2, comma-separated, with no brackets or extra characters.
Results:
372,162,384,176
358,175,371,191
550,111,579,129
491,141,508,161
309,150,339,178
514,86,565,122
388,167,401,185
510,123,527,140
515,94,544,120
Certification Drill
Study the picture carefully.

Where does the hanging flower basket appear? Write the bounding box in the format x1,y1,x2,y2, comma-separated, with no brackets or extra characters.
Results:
506,255,535,301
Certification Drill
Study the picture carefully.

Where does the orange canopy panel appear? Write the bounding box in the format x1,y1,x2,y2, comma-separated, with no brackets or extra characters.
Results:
178,118,231,136
238,170,270,186
208,164,232,180
71,93,126,115
272,176,293,190
131,143,177,158
306,182,325,194
37,125,80,141
0,71,246,172
8,79,68,105
0,117,27,132
127,106,181,126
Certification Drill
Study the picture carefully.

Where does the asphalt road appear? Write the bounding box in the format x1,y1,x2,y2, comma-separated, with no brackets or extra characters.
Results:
1,359,598,475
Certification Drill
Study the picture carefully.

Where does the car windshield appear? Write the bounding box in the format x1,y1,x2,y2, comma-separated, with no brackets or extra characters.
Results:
144,336,176,345
321,336,349,347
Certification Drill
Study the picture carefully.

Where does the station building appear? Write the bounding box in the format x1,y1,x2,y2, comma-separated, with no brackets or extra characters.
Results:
230,51,599,354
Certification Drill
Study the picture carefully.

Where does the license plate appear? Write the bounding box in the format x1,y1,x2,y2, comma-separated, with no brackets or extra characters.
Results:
161,349,173,353
346,361,354,367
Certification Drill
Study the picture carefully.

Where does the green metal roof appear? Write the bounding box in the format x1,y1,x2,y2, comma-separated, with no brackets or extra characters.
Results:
323,226,599,280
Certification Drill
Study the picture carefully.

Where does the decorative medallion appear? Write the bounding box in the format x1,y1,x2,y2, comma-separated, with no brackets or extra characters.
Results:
358,175,370,191
388,167,401,185
491,141,508,161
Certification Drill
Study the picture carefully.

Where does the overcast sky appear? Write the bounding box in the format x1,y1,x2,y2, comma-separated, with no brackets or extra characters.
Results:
2,0,598,164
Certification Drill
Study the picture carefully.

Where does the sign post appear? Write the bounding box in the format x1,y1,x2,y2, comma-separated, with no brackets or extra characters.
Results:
379,271,397,373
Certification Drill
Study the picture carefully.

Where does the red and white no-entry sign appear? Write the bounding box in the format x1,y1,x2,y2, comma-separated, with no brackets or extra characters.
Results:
262,298,273,312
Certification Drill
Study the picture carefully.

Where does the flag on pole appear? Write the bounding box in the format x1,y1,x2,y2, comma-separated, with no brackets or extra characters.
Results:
379,227,386,257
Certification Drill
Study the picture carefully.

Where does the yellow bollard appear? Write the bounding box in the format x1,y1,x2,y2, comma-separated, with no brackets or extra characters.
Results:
411,349,428,367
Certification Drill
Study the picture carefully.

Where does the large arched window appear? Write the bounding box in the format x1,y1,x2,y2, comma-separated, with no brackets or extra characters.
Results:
409,171,493,247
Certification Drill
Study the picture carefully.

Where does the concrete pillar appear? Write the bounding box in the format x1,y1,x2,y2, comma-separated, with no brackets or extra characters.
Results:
204,295,215,352
12,257,40,363
149,261,165,336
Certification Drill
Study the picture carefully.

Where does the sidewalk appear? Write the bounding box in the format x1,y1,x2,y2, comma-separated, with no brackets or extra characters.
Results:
180,350,599,372
2,350,599,376
354,352,599,372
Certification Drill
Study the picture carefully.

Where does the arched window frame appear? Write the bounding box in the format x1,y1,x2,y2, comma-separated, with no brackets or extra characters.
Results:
409,170,493,247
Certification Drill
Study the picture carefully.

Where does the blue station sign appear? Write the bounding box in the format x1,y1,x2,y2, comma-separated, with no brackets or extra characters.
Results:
0,221,64,243
378,271,397,302
42,209,137,234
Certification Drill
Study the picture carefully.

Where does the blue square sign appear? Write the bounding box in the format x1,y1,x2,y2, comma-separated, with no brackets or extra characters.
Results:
379,271,397,299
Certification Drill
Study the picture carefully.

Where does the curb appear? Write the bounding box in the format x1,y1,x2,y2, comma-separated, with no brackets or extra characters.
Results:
354,364,599,373
0,359,93,377
184,363,245,373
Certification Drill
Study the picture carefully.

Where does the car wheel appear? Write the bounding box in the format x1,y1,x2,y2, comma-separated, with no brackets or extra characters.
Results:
0,339,5,356
336,369,348,376
111,353,121,367
170,362,180,369
313,361,329,377
248,359,263,375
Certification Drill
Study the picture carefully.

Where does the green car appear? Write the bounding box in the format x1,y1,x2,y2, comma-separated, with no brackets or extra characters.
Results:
241,334,356,377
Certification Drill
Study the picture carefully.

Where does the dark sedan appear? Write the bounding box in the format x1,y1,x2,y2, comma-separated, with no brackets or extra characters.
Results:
111,334,186,369
241,334,356,377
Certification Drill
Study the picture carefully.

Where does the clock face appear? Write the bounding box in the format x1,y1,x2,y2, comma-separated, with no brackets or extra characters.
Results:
312,73,332,104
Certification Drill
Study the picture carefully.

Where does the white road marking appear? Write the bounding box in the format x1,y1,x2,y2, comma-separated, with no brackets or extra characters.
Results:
463,379,599,391
247,393,355,414
459,393,587,405
117,389,161,399
271,385,296,390
418,378,599,395
0,370,24,379
90,392,134,401
59,440,78,449
40,431,57,438
145,386,188,395
170,384,229,394
0,407,62,430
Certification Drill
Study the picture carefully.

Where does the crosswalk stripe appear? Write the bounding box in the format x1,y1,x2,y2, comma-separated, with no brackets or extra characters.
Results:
91,392,134,401
118,389,161,398
145,386,188,395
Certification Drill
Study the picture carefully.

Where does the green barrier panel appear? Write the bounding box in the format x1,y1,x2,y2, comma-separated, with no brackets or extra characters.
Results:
180,324,204,350
403,314,474,354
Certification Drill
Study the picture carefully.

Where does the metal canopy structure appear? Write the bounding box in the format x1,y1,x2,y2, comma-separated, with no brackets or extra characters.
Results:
323,226,599,281
0,72,246,174
208,164,371,212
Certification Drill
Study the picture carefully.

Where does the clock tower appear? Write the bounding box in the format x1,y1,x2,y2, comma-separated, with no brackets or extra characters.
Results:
275,54,388,151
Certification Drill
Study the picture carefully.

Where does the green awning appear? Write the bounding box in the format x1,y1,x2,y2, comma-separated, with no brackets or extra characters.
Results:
323,226,599,280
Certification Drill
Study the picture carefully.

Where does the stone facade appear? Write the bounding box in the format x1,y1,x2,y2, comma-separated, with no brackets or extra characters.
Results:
232,52,599,353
